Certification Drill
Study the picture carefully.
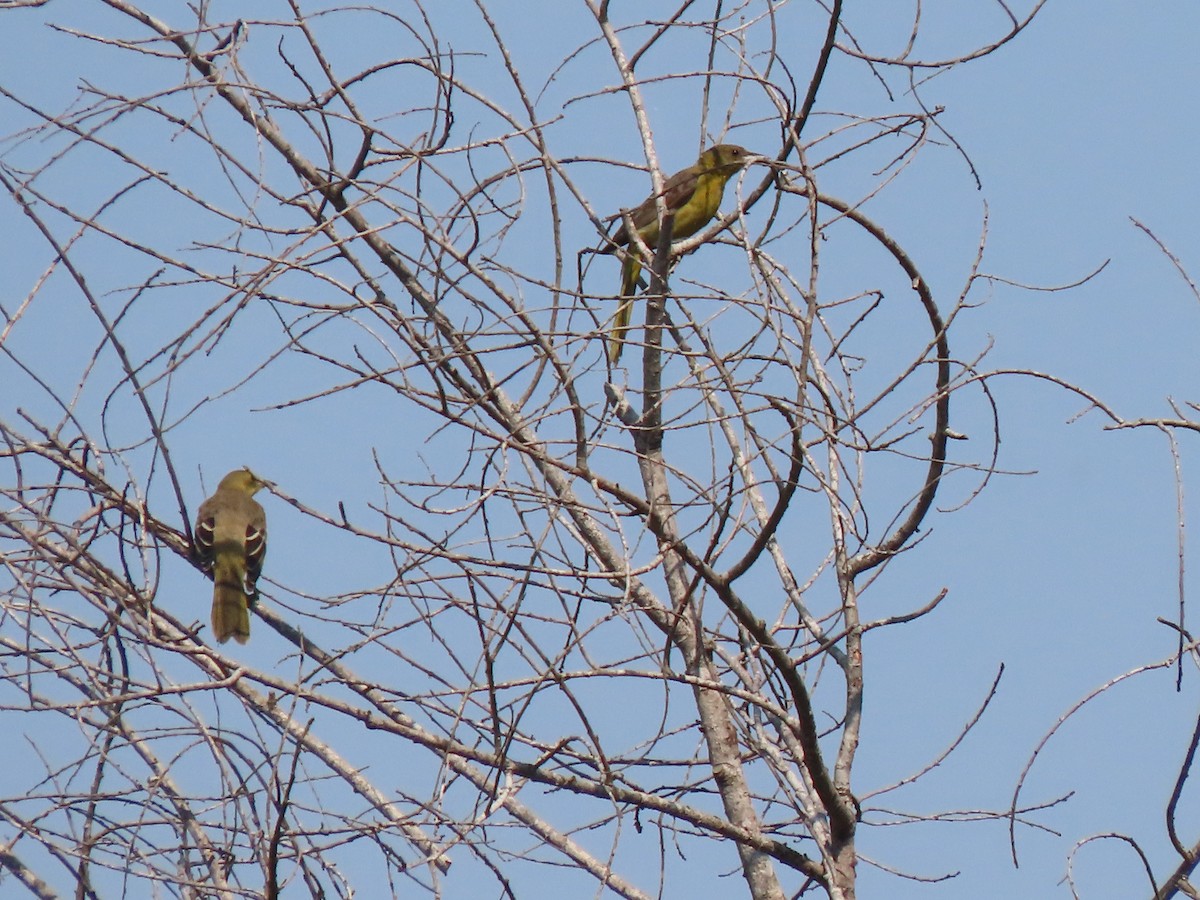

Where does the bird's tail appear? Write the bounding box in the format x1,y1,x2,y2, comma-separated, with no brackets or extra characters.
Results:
608,298,633,364
608,253,643,363
211,557,251,644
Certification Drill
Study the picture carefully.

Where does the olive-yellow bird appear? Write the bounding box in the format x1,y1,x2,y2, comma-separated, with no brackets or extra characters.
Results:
604,144,760,363
195,468,268,644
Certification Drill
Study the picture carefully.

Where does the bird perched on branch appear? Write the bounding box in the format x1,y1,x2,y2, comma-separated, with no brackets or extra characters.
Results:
195,468,268,645
603,143,762,363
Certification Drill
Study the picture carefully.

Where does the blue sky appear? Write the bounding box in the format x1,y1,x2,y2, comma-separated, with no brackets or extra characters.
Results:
2,1,1200,897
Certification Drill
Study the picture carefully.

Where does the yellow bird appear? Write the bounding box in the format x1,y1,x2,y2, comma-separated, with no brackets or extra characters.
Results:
195,468,268,644
604,144,761,363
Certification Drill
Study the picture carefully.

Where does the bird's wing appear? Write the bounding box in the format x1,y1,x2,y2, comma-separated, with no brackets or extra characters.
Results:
244,502,267,588
613,164,702,246
194,498,216,566
658,165,702,220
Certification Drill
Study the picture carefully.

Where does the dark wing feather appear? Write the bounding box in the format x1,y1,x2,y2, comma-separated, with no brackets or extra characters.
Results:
243,518,266,598
194,501,216,569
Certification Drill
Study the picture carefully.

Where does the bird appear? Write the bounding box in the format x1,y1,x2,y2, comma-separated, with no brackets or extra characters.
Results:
603,143,761,363
194,468,268,645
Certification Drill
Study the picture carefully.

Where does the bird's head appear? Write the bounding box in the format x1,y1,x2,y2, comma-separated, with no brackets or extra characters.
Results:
699,144,762,176
218,468,269,495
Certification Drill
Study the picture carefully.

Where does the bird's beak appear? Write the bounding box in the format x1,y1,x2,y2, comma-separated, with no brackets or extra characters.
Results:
739,154,775,176
739,155,773,181
248,471,276,491
760,157,807,175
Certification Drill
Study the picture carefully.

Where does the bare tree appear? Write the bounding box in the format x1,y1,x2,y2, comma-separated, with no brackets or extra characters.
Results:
2,2,1194,898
